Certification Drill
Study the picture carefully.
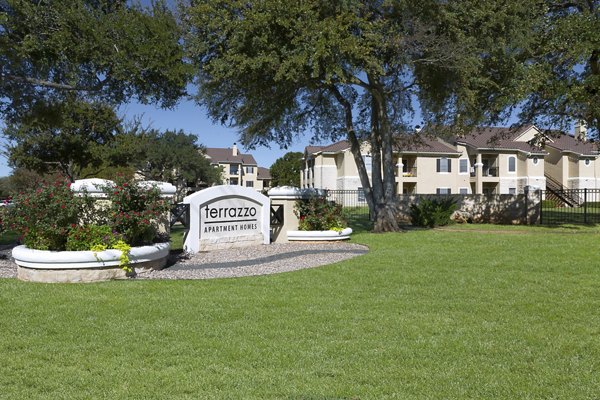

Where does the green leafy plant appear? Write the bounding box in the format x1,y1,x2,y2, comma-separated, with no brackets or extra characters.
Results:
66,225,122,251
409,197,457,228
294,196,346,231
104,175,171,246
4,177,171,268
4,180,84,250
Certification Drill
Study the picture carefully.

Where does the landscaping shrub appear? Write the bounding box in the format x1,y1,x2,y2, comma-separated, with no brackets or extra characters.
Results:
294,196,346,231
65,225,123,251
4,180,85,250
3,177,171,257
409,197,457,228
104,175,170,245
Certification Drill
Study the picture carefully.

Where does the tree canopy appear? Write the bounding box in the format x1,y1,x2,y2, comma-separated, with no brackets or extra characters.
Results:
0,0,191,121
133,130,222,200
4,98,122,181
183,0,536,231
0,0,192,180
270,152,303,187
517,1,600,136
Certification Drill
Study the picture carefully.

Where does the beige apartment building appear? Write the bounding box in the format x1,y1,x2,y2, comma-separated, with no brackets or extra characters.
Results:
302,125,551,195
205,144,261,190
256,167,272,192
543,123,600,191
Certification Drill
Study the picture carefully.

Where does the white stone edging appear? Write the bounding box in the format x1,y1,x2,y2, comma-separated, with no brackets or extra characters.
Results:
287,227,353,241
12,242,170,269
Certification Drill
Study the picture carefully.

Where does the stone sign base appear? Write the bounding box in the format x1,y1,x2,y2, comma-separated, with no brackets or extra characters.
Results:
199,233,265,252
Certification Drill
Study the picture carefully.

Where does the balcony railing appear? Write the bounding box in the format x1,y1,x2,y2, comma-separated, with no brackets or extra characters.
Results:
401,167,417,177
470,166,499,177
483,167,498,177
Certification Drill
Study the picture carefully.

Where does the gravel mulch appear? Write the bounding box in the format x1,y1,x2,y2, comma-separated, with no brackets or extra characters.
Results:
0,242,368,280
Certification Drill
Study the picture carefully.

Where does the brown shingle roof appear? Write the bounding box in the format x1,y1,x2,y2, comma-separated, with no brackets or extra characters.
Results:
545,134,599,156
455,126,546,155
394,135,460,155
304,141,350,154
257,167,271,180
304,137,459,155
205,147,257,165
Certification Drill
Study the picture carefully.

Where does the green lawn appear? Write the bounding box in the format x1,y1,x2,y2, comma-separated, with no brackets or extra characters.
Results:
1,226,599,399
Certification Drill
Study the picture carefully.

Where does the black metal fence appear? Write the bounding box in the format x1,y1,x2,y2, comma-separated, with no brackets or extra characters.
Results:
325,189,370,217
315,188,600,226
540,189,600,225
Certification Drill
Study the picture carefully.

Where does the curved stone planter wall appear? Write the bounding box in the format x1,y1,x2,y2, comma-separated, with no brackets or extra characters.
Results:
287,228,353,241
13,243,170,283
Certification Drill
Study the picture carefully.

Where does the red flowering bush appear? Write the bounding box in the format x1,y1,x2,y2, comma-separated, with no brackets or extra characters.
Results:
294,195,346,231
4,180,85,250
105,175,171,246
3,176,171,251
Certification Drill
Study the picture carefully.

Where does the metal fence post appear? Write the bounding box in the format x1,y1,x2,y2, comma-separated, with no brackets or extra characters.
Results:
584,188,588,224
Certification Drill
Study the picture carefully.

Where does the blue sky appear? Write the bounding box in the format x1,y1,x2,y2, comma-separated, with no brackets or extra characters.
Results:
119,99,313,168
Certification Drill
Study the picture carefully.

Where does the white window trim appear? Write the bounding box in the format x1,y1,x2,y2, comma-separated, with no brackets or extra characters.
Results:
459,187,469,195
436,187,451,195
437,158,451,174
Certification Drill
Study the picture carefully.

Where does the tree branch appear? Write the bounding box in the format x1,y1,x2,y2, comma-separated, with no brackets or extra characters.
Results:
1,74,106,92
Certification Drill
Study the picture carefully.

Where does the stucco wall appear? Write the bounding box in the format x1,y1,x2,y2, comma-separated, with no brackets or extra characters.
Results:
395,191,541,224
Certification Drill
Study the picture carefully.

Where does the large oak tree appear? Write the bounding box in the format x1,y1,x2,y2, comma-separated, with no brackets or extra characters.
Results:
183,0,535,231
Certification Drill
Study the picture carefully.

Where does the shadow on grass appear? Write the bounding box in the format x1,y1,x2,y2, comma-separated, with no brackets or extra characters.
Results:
344,212,373,234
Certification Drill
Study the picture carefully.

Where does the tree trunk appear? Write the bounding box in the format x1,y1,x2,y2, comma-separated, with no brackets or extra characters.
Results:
369,75,400,232
329,85,375,214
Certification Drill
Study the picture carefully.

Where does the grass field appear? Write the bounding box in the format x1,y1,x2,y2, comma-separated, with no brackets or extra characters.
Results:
1,225,599,398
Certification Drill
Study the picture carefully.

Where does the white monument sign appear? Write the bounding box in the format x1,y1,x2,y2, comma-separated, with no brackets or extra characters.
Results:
183,185,270,253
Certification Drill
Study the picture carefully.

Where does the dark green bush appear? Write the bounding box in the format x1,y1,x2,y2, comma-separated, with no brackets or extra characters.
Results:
409,197,457,228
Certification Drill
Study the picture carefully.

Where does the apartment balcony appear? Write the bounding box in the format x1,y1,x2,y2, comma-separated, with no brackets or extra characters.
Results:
482,167,498,177
402,167,417,177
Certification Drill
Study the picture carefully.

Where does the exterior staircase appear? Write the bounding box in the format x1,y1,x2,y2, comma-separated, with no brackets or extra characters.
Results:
544,174,582,207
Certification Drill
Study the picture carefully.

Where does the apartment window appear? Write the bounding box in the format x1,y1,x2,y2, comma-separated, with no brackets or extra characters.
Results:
229,178,238,185
246,181,254,188
459,188,469,195
532,156,539,165
436,188,451,195
357,187,366,203
585,159,591,166
363,155,372,170
437,158,451,173
229,165,239,175
508,156,516,173
246,166,254,174
508,187,516,195
459,159,468,174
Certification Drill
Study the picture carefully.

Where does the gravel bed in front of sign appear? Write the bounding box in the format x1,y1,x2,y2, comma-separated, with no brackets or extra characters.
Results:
0,243,368,280
139,242,368,280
